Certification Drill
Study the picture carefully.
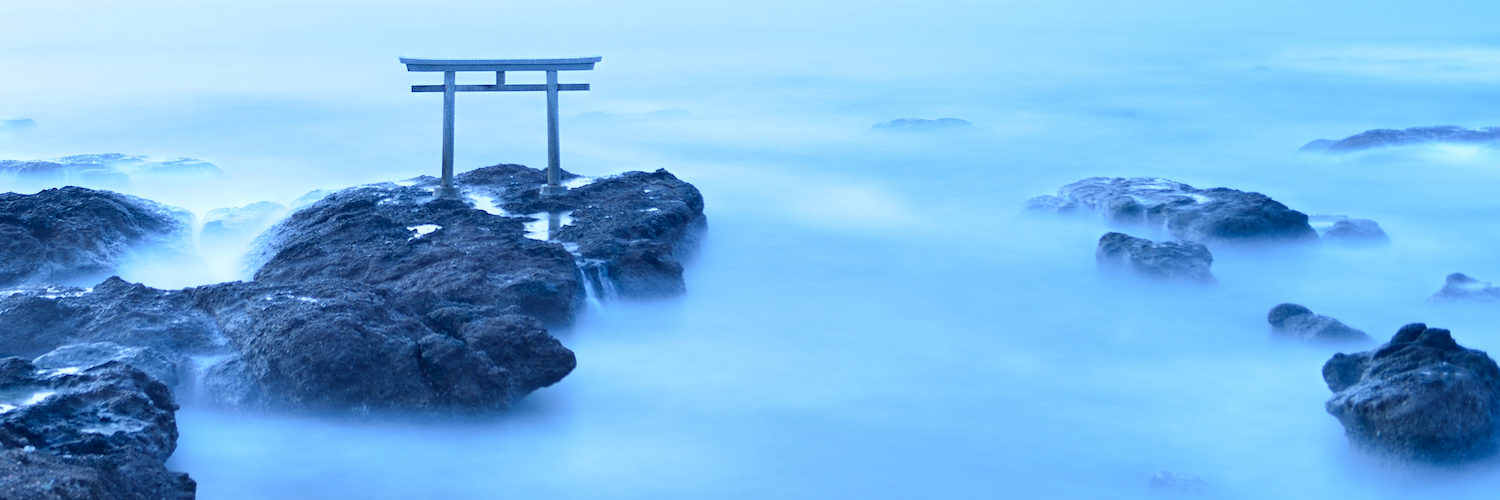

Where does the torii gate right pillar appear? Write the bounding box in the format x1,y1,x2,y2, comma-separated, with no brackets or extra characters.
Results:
543,70,564,195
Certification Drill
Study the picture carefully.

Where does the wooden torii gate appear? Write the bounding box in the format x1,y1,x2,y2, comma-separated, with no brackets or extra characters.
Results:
401,56,601,196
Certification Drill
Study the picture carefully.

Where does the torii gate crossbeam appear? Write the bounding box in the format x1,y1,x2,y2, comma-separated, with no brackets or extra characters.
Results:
401,56,601,196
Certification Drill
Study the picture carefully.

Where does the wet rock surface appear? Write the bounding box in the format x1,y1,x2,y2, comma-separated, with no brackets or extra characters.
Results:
0,358,194,499
1096,232,1214,283
0,187,191,288
1027,177,1316,245
1266,303,1370,344
1322,323,1500,463
1429,273,1500,303
1301,126,1500,153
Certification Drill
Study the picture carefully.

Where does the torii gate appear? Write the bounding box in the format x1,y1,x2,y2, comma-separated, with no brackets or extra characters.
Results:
401,56,601,196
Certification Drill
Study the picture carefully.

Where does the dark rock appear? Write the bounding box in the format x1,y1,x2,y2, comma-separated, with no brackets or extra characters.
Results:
1322,323,1500,463
1307,126,1500,153
871,118,973,131
0,187,192,288
1096,232,1215,283
1430,273,1500,303
1266,303,1371,343
32,343,187,388
1309,215,1388,244
0,358,194,499
0,277,223,361
1027,177,1317,245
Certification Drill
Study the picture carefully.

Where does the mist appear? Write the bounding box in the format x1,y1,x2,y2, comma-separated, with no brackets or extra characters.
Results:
5,0,1500,498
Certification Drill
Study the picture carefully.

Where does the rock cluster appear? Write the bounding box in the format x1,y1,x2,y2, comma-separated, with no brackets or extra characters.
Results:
1323,324,1500,462
1027,177,1317,244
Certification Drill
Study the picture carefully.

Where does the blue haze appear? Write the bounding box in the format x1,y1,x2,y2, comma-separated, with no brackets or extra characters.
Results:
4,0,1500,498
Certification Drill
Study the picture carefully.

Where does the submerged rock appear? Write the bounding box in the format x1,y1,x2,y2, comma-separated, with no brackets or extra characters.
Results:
1322,323,1500,463
1302,126,1500,153
1308,215,1388,245
1266,303,1370,343
871,118,973,131
1027,177,1316,245
1430,273,1500,303
0,187,192,288
0,358,195,499
1095,232,1214,283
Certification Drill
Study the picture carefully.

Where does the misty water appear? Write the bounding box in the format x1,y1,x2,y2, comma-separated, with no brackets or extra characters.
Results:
6,1,1500,498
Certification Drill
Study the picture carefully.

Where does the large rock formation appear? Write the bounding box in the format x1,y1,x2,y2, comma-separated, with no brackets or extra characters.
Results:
0,358,194,499
1095,232,1215,283
0,164,702,414
1300,126,1500,153
0,187,192,288
1322,323,1500,462
1429,273,1500,303
1266,303,1371,344
1027,177,1317,245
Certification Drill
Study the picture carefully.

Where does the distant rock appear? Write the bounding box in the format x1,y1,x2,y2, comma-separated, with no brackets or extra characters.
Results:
1308,215,1388,245
199,201,288,255
1096,232,1214,283
0,358,195,499
1266,303,1371,343
1429,273,1500,303
871,118,973,131
1301,126,1500,153
1148,470,1208,495
0,118,35,132
0,187,192,288
1027,177,1317,245
0,154,222,186
1323,323,1500,463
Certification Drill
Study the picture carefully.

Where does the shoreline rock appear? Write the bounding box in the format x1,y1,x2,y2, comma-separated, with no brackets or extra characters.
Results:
0,187,192,288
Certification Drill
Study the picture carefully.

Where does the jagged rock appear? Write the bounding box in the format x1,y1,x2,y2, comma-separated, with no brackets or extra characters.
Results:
871,118,973,131
1095,232,1215,283
1303,126,1500,153
1266,303,1371,343
1430,273,1500,303
1323,323,1500,463
0,187,192,288
0,358,195,499
1309,215,1388,244
1027,177,1317,244
32,343,187,388
0,277,223,361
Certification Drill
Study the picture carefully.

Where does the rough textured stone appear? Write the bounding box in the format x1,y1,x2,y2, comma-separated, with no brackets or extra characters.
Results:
1095,232,1215,283
1266,303,1371,344
0,187,191,288
1323,323,1500,463
1027,177,1317,245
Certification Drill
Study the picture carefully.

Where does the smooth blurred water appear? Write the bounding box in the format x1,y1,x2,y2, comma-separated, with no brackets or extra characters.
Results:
6,1,1500,498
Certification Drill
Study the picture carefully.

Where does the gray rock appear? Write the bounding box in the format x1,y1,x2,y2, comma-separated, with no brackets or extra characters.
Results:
32,342,187,388
1430,273,1500,303
1323,323,1500,463
0,187,192,288
1096,232,1215,283
1027,177,1317,245
1266,303,1371,343
1309,215,1388,244
0,358,195,499
1305,126,1500,153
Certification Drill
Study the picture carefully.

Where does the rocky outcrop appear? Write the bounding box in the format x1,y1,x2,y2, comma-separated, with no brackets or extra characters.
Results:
1095,232,1214,283
1323,323,1500,463
1266,303,1371,343
0,154,221,185
871,118,973,131
0,358,194,499
1027,177,1317,245
1430,273,1500,303
1301,126,1500,153
1309,215,1388,245
200,202,288,254
0,187,192,288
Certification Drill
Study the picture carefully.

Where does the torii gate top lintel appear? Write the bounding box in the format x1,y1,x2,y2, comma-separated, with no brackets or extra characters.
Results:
403,56,600,197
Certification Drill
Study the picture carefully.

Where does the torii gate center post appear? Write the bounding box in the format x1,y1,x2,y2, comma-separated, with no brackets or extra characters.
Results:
401,57,601,196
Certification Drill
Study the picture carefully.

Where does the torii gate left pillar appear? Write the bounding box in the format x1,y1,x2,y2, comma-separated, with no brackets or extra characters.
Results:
401,57,601,196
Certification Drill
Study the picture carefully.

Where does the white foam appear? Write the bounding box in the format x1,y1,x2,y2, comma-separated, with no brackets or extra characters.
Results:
467,194,507,216
407,224,441,240
564,176,595,189
524,212,573,241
